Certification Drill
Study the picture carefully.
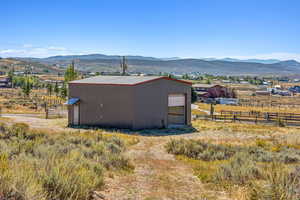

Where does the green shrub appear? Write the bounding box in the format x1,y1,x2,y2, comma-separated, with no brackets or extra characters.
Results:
249,163,300,200
166,139,300,163
0,123,133,200
165,139,236,161
214,153,262,185
41,156,104,200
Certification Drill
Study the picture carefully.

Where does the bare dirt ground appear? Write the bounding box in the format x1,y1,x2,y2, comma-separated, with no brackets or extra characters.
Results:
0,114,236,200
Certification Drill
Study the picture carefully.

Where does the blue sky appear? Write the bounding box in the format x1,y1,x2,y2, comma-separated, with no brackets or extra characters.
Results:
1,0,300,60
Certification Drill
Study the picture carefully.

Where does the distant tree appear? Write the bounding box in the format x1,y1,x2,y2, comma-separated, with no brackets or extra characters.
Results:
120,56,128,75
47,83,53,96
60,83,68,99
168,74,176,79
54,81,60,96
22,77,32,97
8,69,14,88
95,72,100,76
64,61,78,82
191,88,198,103
182,73,190,80
206,79,211,84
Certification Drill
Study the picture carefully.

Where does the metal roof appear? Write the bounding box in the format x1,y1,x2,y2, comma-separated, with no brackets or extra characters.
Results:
69,76,192,86
65,98,80,105
192,84,221,88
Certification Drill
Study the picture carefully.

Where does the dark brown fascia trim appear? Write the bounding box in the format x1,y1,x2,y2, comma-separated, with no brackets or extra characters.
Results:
69,76,192,86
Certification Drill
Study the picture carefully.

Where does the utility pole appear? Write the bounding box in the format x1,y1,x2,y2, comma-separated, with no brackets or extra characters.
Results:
120,56,128,75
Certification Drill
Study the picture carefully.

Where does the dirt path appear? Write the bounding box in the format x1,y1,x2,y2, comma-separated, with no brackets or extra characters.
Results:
102,136,205,200
192,104,220,115
1,114,68,131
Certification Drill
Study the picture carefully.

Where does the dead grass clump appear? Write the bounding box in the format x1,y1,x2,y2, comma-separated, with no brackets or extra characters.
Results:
166,139,235,161
169,139,300,199
214,153,262,185
166,139,300,164
0,123,134,200
249,162,300,200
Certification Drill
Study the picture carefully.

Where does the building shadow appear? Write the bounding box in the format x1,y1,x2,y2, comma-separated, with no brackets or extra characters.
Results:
68,125,198,136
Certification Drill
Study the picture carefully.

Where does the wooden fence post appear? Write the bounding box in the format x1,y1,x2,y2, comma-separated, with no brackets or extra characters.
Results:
45,103,48,119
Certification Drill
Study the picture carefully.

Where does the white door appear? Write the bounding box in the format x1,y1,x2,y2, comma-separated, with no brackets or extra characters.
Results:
73,105,79,125
168,94,185,107
168,94,186,125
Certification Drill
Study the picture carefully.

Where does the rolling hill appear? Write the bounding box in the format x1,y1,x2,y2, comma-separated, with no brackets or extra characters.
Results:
12,54,300,76
0,57,62,74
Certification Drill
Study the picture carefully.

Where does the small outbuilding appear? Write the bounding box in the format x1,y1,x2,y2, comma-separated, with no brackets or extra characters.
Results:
67,76,192,129
193,84,236,99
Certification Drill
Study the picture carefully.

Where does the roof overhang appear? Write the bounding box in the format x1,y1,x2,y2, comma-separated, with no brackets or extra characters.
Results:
65,98,80,105
69,76,192,86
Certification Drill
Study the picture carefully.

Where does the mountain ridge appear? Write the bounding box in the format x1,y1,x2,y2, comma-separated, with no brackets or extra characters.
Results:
11,54,300,76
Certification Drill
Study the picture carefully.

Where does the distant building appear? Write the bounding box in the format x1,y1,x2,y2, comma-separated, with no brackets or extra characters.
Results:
0,77,12,88
240,81,249,84
222,80,231,83
216,98,239,105
278,90,291,96
193,84,236,100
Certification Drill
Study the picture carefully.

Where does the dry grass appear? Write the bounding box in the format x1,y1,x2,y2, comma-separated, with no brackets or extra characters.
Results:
0,122,137,200
192,119,299,136
166,118,300,200
3,103,300,199
192,109,208,115
197,102,300,114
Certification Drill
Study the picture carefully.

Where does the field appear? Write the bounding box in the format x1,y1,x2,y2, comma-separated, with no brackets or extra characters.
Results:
1,112,300,200
1,82,300,199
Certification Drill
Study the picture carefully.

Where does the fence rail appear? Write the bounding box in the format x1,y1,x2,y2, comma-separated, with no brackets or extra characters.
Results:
195,110,300,126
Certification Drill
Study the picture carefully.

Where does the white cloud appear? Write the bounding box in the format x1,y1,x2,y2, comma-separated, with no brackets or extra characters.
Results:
0,49,24,54
0,45,74,58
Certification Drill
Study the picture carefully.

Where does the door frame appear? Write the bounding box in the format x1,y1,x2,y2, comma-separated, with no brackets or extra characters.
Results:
167,93,187,126
73,104,80,125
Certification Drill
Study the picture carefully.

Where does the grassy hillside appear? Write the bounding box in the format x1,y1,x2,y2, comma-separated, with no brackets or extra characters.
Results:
0,58,62,74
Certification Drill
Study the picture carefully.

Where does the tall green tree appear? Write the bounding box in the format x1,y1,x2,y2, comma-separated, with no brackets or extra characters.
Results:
64,61,78,82
54,81,60,96
22,77,32,97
